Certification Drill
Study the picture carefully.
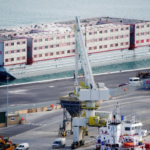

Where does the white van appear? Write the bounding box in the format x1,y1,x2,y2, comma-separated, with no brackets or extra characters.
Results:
129,77,141,86
15,143,29,150
52,138,66,149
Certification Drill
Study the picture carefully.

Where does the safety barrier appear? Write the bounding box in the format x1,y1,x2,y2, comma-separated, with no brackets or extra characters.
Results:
109,82,144,99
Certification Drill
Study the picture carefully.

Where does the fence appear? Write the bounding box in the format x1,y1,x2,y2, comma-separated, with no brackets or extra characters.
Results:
109,82,144,99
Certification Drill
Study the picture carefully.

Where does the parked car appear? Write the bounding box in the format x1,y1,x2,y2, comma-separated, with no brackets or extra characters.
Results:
129,77,142,86
52,138,66,149
15,143,29,150
119,83,128,87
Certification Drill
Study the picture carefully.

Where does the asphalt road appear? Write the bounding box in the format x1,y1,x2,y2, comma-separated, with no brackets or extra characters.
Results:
0,89,150,150
0,70,138,108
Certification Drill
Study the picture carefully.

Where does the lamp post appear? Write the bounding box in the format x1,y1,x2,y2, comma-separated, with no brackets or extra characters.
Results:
6,76,10,127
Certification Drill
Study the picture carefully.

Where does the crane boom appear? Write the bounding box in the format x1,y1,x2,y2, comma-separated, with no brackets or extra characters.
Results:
75,16,96,90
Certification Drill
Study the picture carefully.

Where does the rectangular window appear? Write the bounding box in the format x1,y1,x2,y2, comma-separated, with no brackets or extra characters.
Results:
45,46,48,49
39,46,42,49
73,49,75,53
45,53,48,56
50,45,53,48
11,58,14,61
136,33,139,36
23,56,25,59
146,39,150,42
22,49,25,52
126,35,129,37
34,39,37,42
89,47,92,50
5,59,8,62
51,37,53,40
121,43,123,46
62,36,65,39
17,57,20,60
17,50,20,52
39,39,42,42
5,43,8,46
17,42,20,45
67,43,70,46
89,32,92,35
94,46,97,49
56,37,59,39
34,55,37,58
56,52,59,55
125,127,130,131
126,27,129,30
23,41,25,44
105,30,107,33
121,35,123,38
115,29,118,32
99,46,102,49
136,40,139,44
94,39,97,42
56,44,59,47
105,38,107,40
11,50,14,53
50,53,53,56
126,42,128,45
39,54,42,57
62,51,65,54
99,31,102,33
104,45,107,48
45,38,48,41
115,36,118,39
147,32,149,35
110,29,113,32
11,43,14,46
94,32,97,34
99,38,102,41
34,47,37,50
67,35,70,38
67,50,70,53
136,26,139,29
141,33,144,35
25,32,28,34
141,40,144,43
5,51,8,54
121,28,123,31
115,43,118,46
141,25,144,28
110,44,113,47
147,24,150,27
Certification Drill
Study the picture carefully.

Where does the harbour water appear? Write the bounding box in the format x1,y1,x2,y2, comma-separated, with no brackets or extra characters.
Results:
0,0,150,85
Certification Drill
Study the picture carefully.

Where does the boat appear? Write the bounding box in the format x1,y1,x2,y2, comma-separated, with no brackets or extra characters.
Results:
95,103,149,150
0,17,150,79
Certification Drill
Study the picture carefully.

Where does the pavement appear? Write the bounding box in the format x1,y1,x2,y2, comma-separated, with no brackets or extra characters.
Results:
0,70,140,108
0,89,150,150
0,70,150,149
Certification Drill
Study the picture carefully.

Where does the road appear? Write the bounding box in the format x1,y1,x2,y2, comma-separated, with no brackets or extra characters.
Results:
0,70,138,108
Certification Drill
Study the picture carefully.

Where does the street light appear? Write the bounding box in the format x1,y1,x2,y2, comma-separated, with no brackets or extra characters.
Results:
6,76,10,127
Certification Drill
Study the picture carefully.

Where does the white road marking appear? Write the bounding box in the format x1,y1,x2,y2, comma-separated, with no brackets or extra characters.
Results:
9,89,28,94
49,86,54,88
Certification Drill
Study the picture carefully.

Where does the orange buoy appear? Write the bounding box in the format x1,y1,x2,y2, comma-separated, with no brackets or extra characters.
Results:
123,142,134,147
124,88,127,92
50,104,54,108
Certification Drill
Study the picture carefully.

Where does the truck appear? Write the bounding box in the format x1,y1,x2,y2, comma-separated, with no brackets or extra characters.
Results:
52,138,66,149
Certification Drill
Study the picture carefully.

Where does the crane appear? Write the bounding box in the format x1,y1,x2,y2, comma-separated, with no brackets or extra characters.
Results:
71,16,110,149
